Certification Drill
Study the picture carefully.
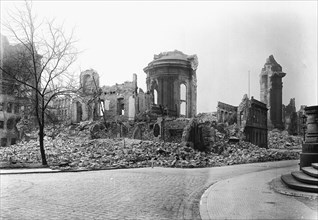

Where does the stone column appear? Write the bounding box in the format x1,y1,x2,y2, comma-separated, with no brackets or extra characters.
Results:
300,105,318,168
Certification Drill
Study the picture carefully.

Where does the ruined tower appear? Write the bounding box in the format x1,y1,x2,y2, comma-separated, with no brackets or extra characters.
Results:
260,55,286,129
80,69,100,95
143,50,198,118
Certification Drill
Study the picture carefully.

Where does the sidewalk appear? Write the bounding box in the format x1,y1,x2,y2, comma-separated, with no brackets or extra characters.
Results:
200,164,318,220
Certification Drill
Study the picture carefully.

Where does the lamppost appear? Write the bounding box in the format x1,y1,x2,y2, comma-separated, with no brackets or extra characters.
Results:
302,114,307,142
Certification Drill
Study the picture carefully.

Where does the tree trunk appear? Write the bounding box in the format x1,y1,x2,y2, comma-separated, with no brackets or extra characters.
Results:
39,125,48,166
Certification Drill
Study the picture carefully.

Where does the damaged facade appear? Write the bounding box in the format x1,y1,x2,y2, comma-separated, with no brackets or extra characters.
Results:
53,69,101,123
53,50,198,125
282,99,308,136
282,98,298,135
217,95,268,148
1,35,18,146
237,95,268,148
0,35,37,146
260,55,286,129
216,102,237,124
99,74,138,121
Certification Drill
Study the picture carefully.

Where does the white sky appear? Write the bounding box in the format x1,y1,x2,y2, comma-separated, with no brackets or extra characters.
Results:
1,1,317,113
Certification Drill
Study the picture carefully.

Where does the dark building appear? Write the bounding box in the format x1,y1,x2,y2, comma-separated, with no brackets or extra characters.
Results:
260,55,286,129
237,95,268,148
144,50,198,118
283,98,298,135
0,35,39,146
297,105,307,137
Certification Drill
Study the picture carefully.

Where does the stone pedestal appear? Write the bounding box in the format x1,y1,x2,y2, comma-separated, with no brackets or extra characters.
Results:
300,143,318,168
281,105,318,193
300,105,318,169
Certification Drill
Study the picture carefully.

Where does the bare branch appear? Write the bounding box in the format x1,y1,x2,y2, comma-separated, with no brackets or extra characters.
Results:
1,0,78,165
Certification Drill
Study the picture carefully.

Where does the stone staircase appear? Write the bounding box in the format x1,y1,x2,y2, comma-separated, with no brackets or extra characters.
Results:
281,163,318,193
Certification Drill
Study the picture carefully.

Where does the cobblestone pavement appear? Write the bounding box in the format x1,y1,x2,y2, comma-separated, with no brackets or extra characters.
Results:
1,160,299,220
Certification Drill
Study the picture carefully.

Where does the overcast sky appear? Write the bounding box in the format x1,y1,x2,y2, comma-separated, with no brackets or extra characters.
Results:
1,1,317,113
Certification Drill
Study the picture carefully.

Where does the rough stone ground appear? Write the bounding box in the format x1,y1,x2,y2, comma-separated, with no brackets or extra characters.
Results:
0,160,303,220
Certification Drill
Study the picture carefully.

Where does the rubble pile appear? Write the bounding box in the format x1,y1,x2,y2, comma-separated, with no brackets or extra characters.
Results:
0,136,299,170
268,129,302,149
165,118,190,143
196,112,218,123
0,117,301,170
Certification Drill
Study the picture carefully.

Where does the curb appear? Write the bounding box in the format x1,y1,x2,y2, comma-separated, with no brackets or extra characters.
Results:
0,169,61,175
269,176,318,200
0,165,161,175
199,181,218,220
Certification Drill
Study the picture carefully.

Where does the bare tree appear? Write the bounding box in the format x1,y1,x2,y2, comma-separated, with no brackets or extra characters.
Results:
0,1,78,165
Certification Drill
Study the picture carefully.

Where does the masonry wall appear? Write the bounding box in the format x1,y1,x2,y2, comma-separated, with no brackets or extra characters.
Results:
283,98,298,135
0,35,33,146
0,95,20,146
99,74,138,121
217,101,237,124
237,95,268,148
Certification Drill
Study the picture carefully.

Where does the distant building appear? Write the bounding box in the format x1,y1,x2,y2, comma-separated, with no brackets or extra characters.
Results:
0,35,38,146
282,98,298,135
216,101,237,124
52,69,101,123
51,95,74,123
237,95,268,148
297,105,307,136
99,73,138,121
260,55,286,129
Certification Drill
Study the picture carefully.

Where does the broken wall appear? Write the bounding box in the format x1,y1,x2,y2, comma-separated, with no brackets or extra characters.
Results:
217,101,237,124
283,98,298,135
237,95,268,148
0,35,35,146
99,74,138,121
80,69,100,95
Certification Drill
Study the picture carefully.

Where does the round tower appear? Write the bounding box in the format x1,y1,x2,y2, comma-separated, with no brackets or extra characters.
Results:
143,50,198,118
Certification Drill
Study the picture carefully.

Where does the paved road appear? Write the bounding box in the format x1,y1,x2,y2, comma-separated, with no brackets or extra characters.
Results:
0,160,310,220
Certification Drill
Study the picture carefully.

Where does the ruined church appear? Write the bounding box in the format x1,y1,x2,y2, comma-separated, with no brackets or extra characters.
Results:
52,50,198,124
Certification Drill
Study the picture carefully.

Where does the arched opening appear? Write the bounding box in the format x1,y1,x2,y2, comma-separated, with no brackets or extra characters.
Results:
180,84,186,100
76,101,82,123
150,80,159,106
154,89,158,105
180,83,187,116
180,102,186,116
117,98,125,115
220,110,224,122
